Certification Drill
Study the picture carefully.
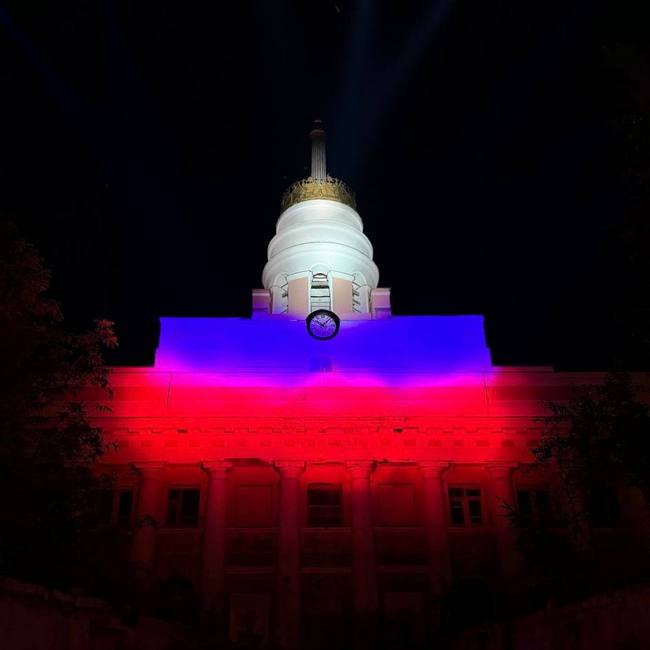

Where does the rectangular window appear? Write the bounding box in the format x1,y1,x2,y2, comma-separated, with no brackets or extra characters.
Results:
166,488,201,527
116,489,134,527
448,486,483,526
97,488,134,527
516,488,552,524
307,483,343,527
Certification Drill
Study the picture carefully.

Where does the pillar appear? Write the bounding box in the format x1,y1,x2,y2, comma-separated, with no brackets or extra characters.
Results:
347,461,378,649
486,462,521,585
274,461,304,650
419,462,452,598
201,461,232,618
130,462,166,580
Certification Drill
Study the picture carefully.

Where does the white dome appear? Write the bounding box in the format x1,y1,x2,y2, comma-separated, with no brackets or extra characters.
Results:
261,198,379,290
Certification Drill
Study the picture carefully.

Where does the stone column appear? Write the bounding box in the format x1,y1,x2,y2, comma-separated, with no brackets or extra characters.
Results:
201,461,232,617
274,461,304,650
418,462,452,641
347,461,378,649
130,462,166,580
486,462,521,585
419,462,452,597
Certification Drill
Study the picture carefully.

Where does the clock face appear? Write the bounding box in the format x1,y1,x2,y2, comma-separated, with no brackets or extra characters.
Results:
306,309,340,340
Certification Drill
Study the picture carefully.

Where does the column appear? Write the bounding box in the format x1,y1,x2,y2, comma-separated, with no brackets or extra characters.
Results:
130,462,166,580
201,461,232,617
274,461,304,650
486,462,521,585
419,462,452,598
347,461,378,649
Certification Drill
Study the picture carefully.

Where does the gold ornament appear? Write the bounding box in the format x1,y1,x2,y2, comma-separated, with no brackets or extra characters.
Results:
281,176,356,212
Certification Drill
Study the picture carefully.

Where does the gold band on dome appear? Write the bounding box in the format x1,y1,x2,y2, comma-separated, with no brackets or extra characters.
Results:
281,176,357,212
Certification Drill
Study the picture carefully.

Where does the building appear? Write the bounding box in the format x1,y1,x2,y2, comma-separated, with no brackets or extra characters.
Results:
89,124,650,649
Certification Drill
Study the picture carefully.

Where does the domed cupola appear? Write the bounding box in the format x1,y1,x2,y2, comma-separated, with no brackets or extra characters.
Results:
252,122,391,321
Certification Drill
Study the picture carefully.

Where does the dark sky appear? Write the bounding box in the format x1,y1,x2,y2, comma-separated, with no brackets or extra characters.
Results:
0,1,647,368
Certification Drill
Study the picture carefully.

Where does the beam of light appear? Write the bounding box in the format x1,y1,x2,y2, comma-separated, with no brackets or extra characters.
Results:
331,1,454,183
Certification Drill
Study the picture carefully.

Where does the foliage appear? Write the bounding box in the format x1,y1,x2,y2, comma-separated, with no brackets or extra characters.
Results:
502,499,583,610
0,220,118,587
532,372,650,550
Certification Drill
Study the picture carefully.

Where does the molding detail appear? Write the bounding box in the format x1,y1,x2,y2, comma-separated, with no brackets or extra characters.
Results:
346,460,375,480
131,461,166,477
418,461,450,479
202,461,233,477
485,461,519,479
274,460,305,479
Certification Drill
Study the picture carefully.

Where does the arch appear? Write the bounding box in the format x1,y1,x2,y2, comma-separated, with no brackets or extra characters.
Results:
310,272,331,312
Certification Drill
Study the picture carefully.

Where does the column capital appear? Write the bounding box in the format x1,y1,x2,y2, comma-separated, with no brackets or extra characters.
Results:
274,460,305,479
131,461,166,477
485,461,518,479
202,460,233,477
346,460,375,481
418,461,450,479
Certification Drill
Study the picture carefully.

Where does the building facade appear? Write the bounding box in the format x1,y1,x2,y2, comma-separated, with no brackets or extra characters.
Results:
89,126,650,649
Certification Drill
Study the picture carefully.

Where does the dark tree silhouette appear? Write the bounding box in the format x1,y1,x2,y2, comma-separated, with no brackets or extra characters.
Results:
533,373,650,550
0,220,118,587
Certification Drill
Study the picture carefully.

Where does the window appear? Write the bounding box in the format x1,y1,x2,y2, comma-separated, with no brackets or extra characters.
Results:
516,488,552,525
97,488,134,527
116,489,134,527
310,273,331,312
588,486,619,527
307,483,343,527
448,487,483,526
166,488,201,527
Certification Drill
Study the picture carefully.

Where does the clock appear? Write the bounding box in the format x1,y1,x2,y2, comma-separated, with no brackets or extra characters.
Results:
306,309,340,340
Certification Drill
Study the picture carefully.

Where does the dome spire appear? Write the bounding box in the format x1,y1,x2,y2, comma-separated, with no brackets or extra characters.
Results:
310,119,327,181
280,122,355,212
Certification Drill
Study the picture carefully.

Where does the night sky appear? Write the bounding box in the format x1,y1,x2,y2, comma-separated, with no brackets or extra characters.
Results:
0,1,646,368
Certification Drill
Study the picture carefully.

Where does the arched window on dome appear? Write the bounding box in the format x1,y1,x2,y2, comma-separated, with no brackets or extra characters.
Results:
310,273,331,312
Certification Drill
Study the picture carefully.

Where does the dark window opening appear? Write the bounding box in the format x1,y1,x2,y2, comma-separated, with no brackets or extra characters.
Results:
117,489,134,527
307,483,343,527
167,488,201,527
448,486,483,526
97,488,134,527
516,488,553,525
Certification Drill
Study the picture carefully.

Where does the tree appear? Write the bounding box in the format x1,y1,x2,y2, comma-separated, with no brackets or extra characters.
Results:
0,219,118,588
533,373,650,551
